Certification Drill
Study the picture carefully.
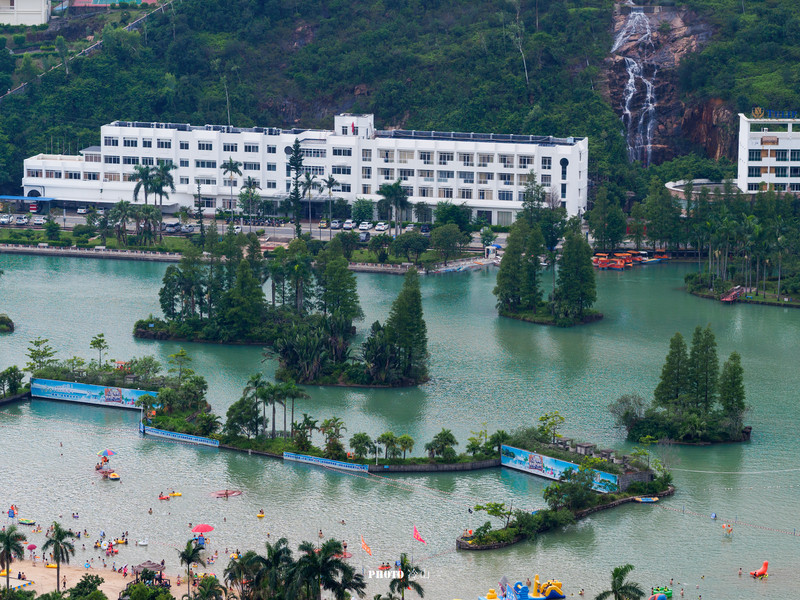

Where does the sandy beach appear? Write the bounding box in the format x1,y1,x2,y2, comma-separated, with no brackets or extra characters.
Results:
2,559,181,598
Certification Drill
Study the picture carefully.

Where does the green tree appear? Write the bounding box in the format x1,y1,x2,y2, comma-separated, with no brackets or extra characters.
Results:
644,177,679,250
385,267,428,382
349,432,373,459
288,139,304,238
538,411,565,443
25,337,56,373
223,394,262,439
396,434,415,459
377,431,398,459
222,157,243,224
131,164,155,206
629,202,646,250
595,564,645,600
718,351,746,439
151,162,177,236
301,172,319,235
217,260,266,341
430,223,467,265
318,255,363,323
391,231,429,264
294,539,363,600
0,366,24,397
433,201,471,231
589,186,627,252
494,219,526,312
351,198,374,224
388,553,424,600
177,539,205,599
167,348,192,385
553,232,596,321
42,522,75,592
0,524,26,590
378,180,410,238
424,428,458,459
90,333,109,366
43,219,60,241
654,332,690,414
688,324,718,413
336,231,360,260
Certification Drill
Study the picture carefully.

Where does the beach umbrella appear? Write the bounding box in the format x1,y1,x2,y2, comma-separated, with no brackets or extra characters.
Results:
191,524,214,534
27,544,36,550
97,449,116,457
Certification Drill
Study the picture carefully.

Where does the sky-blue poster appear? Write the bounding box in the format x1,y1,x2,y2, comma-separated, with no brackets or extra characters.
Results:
501,444,618,492
31,378,154,410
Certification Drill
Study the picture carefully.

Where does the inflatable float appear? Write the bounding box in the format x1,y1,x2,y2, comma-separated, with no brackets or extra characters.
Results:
108,473,120,481
46,564,58,569
511,576,566,600
633,497,659,503
18,519,35,525
750,561,768,579
257,512,265,518
652,586,672,598
136,540,148,547
169,492,182,497
158,496,170,501
647,594,669,600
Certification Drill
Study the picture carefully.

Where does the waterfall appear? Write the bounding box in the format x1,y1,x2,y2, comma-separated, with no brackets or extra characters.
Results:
612,6,658,165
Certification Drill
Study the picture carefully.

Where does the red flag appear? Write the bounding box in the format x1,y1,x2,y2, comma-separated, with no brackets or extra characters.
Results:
413,525,426,544
361,535,372,556
351,122,355,134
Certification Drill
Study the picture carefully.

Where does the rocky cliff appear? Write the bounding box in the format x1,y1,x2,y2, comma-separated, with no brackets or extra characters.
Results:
605,4,734,165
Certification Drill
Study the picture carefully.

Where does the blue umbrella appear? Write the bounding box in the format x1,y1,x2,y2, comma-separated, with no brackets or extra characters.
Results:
97,449,116,457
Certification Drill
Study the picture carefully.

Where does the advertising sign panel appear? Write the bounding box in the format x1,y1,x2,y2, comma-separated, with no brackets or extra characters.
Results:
501,444,618,492
31,378,154,410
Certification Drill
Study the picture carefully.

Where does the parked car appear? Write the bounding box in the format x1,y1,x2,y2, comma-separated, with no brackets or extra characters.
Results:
404,223,417,233
359,232,371,243
233,225,242,234
330,219,342,230
164,222,181,233
358,221,372,231
0,215,10,225
181,224,195,234
420,224,431,237
76,206,88,214
375,222,388,232
318,220,329,229
343,219,354,230
32,216,46,226
96,207,105,216
15,215,29,226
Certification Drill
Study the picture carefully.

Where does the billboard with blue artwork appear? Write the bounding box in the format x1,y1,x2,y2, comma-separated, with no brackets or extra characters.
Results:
31,378,154,411
501,445,618,493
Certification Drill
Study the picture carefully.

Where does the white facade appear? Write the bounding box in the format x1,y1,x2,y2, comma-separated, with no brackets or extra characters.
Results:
0,0,50,26
737,111,800,195
23,113,589,224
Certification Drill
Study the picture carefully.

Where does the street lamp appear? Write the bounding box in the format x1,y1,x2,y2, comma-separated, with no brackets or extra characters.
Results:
373,439,381,466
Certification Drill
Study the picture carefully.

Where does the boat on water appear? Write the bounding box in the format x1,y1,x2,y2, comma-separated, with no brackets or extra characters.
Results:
608,258,626,270
592,253,610,269
634,496,659,503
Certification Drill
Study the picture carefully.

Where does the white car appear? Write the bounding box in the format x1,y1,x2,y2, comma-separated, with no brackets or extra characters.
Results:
0,215,10,225
96,207,105,215
15,215,29,225
32,216,46,226
342,219,354,230
375,222,388,232
76,207,88,214
358,221,372,231
404,223,416,233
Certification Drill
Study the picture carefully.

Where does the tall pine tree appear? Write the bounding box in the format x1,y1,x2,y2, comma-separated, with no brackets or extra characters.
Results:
553,232,596,320
493,219,527,312
718,351,746,438
521,222,545,311
654,332,690,414
386,267,428,382
688,324,719,413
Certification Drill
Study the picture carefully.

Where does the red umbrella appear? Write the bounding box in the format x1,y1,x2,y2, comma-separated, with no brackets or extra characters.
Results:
27,544,37,550
191,524,214,534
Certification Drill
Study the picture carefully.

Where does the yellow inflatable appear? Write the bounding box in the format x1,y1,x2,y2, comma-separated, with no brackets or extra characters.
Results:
169,492,182,497
257,513,265,518
46,564,58,569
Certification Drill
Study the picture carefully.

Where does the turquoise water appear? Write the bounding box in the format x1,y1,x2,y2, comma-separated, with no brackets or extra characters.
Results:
1,254,799,598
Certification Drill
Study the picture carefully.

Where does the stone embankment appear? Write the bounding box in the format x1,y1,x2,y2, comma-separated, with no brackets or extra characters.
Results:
0,243,181,262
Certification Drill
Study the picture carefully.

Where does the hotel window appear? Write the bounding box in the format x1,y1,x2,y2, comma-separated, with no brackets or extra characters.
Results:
438,151,453,165
478,172,494,185
459,153,474,166
500,173,513,186
26,169,42,177
180,159,189,167
340,184,351,192
341,126,348,135
142,157,154,166
157,158,173,166
142,139,152,148
419,151,432,165
541,174,551,186
497,211,513,226
201,197,216,208
198,141,213,151
180,177,189,185
748,183,760,191
401,185,413,196
362,167,372,179
267,163,276,171
362,184,372,194
266,181,277,189
398,150,414,164
243,162,261,171
399,169,414,181
541,156,552,170
748,166,761,177
748,149,761,162
774,183,787,191
776,150,788,162
379,149,394,162
478,153,493,167
791,183,800,192
459,188,473,199
302,164,324,175
458,171,475,184
301,148,326,158
519,155,534,168
497,190,513,201
791,167,800,177
379,168,394,180
104,137,118,147
419,187,433,197
499,154,514,168
180,141,189,150
224,179,238,187
419,169,433,181
85,154,101,163
104,155,120,164
123,138,138,147
560,158,569,180
195,160,217,169
437,170,453,182
561,183,567,199
104,173,121,182
517,173,529,185
333,147,353,157
195,177,217,185
45,170,62,179
83,172,99,181
123,156,139,165
362,149,372,161
157,139,171,149
775,167,788,178
438,187,453,198
223,143,238,153
247,144,261,153
792,150,800,161
332,165,352,175
122,173,135,182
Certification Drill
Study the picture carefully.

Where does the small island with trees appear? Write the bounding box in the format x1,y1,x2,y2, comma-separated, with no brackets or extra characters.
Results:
609,324,749,443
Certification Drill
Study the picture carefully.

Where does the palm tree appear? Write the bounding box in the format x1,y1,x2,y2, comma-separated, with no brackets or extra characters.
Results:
140,204,162,246
194,576,226,600
242,176,261,232
131,164,155,206
293,539,358,600
302,172,319,235
152,162,177,239
178,538,206,599
108,200,132,246
279,381,309,439
224,550,264,600
389,554,424,600
262,537,294,597
0,525,26,590
595,564,645,600
322,175,339,240
397,434,414,459
244,373,271,438
222,157,243,224
378,180,410,239
42,522,75,592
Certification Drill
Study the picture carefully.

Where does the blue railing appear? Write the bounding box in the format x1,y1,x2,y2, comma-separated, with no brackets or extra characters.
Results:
139,423,219,447
283,452,368,472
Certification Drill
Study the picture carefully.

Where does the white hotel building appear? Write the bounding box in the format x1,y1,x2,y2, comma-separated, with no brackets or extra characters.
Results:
23,113,588,224
737,110,800,194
